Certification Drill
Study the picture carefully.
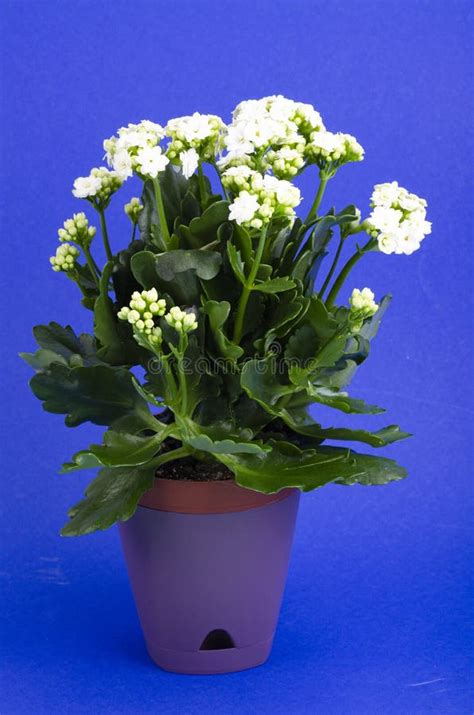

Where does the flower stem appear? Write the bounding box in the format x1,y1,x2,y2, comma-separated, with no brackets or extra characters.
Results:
131,222,137,242
82,245,100,289
152,177,171,249
304,175,329,225
318,235,345,299
211,161,229,200
98,208,113,262
177,334,188,414
325,237,376,309
198,163,207,206
232,225,268,344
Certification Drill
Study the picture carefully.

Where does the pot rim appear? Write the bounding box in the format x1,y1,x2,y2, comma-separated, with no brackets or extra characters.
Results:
139,477,295,515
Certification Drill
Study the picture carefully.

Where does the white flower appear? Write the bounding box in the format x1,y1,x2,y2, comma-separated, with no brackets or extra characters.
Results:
377,232,400,255
124,197,143,223
72,168,123,203
118,289,167,348
228,192,260,225
265,146,305,179
57,212,96,247
350,287,378,313
368,182,431,255
309,131,344,153
166,113,223,143
112,149,133,179
72,175,102,199
225,170,301,228
305,131,364,167
180,148,199,178
50,243,80,273
166,113,224,167
135,146,169,179
368,206,404,233
349,287,379,330
267,177,301,208
165,306,198,334
371,181,401,208
224,123,257,157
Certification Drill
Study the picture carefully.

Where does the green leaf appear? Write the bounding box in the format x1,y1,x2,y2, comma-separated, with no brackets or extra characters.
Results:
202,300,244,361
183,432,268,455
20,348,68,370
305,384,385,415
280,409,411,447
63,430,165,471
154,250,222,281
241,356,294,409
94,262,141,366
61,463,156,536
139,166,189,248
131,249,221,306
233,224,253,268
252,277,296,293
254,290,309,351
30,364,154,427
226,242,246,285
21,323,101,370
112,239,148,308
186,200,229,243
217,439,407,493
317,295,391,390
130,250,197,305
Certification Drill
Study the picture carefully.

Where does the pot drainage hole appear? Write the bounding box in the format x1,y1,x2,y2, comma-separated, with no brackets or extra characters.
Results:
200,629,235,650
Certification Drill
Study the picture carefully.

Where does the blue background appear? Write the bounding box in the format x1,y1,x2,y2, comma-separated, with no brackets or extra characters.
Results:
1,1,473,712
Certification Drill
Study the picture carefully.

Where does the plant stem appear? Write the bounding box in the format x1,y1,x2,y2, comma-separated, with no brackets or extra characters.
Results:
177,334,188,414
211,161,229,200
153,446,191,470
198,163,207,206
232,225,268,344
325,237,376,309
132,222,137,242
152,177,171,249
304,175,329,225
82,245,100,289
318,235,345,299
98,208,113,262
160,356,178,404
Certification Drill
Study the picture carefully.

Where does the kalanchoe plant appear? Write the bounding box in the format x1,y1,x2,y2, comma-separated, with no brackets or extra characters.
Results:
22,95,431,536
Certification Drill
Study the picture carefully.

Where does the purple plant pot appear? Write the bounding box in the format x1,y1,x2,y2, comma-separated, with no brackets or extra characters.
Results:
119,479,300,674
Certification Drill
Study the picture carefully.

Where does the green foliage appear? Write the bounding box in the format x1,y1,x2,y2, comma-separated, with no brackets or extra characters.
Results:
24,156,412,535
61,464,156,537
215,440,407,493
30,363,155,428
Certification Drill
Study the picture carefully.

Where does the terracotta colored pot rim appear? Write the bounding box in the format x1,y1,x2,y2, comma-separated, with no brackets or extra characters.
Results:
139,478,295,514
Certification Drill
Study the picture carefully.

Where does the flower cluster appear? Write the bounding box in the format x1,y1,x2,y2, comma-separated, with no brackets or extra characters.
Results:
223,95,324,163
366,182,431,255
73,167,123,205
305,131,364,173
166,113,224,178
104,120,168,180
223,167,301,229
349,287,379,331
117,288,166,348
49,243,80,273
164,306,198,334
57,213,96,248
124,197,143,224
264,146,305,179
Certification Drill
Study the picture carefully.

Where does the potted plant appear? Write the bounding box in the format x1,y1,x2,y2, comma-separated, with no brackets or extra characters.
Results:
22,96,430,674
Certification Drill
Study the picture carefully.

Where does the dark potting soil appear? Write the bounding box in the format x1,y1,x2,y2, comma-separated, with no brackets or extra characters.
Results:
155,411,303,482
